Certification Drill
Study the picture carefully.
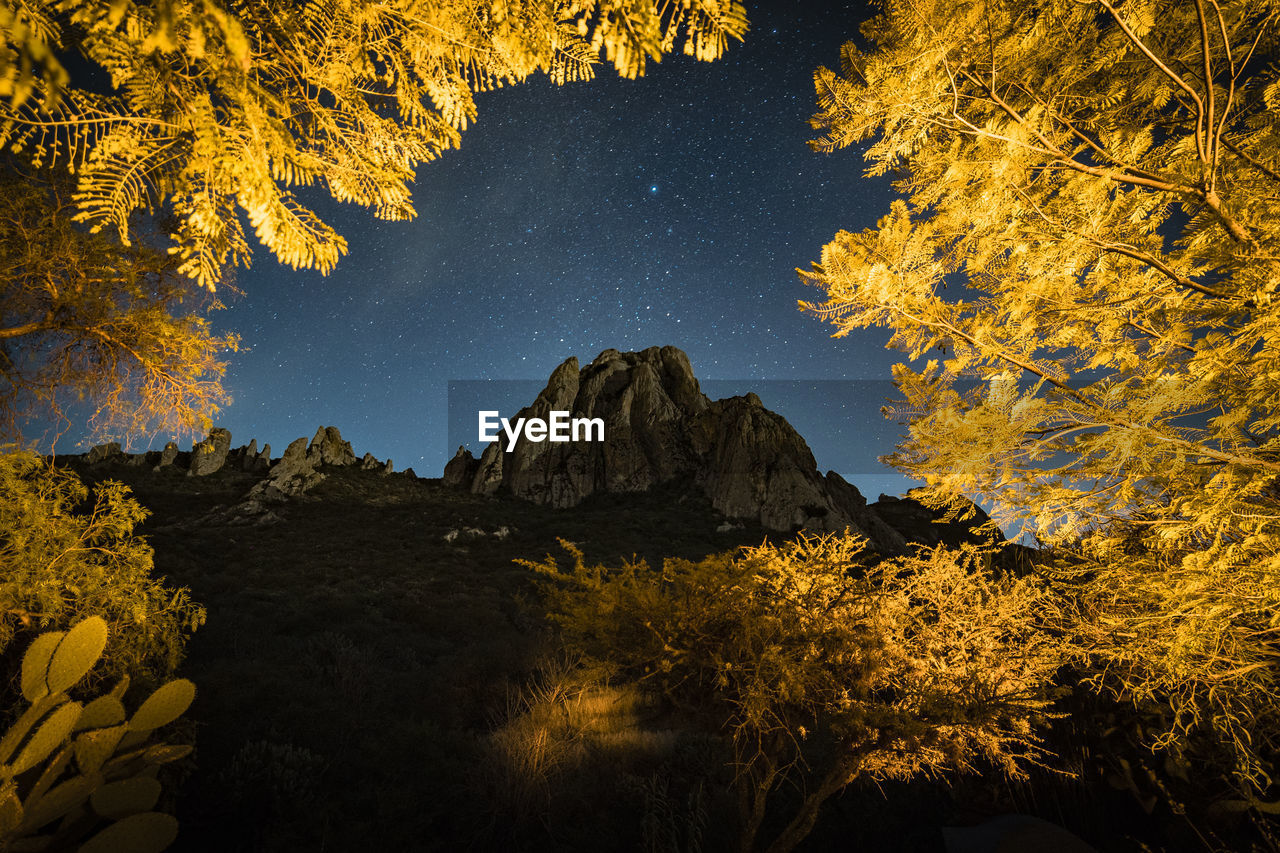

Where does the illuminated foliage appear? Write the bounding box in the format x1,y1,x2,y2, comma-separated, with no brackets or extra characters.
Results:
0,170,236,444
524,534,1060,853
0,0,747,289
0,448,206,700
799,0,1280,797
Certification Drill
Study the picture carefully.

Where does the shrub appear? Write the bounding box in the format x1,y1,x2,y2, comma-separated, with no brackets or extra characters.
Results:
0,448,205,702
523,533,1065,853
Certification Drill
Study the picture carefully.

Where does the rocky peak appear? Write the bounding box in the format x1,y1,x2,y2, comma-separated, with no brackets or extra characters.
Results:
308,426,356,467
460,346,915,554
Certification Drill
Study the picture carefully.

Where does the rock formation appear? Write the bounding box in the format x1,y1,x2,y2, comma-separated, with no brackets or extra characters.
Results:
308,426,356,467
243,440,271,473
86,442,124,464
443,447,479,487
461,346,914,553
154,441,179,470
189,428,232,476
264,437,325,496
868,491,1000,549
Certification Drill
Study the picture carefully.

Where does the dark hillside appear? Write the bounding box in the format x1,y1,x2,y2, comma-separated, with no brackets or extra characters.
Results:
63,459,777,851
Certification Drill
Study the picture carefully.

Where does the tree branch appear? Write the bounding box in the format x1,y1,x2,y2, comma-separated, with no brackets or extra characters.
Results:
1192,0,1217,181
0,314,54,340
1097,0,1207,165
1222,137,1280,185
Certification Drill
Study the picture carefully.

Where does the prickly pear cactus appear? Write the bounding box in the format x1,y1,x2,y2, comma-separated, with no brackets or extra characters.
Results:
0,616,195,852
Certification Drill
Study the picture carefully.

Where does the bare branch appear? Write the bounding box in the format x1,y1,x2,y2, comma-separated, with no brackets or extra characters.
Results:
1193,0,1217,182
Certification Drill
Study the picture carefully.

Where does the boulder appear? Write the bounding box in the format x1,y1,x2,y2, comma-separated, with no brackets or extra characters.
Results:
154,441,179,470
307,426,356,467
442,446,479,487
86,442,123,464
360,452,383,471
250,436,325,500
188,428,232,476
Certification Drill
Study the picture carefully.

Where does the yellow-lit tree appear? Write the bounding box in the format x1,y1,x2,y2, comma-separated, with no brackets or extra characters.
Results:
0,169,236,442
799,0,1280,800
0,448,206,696
1,0,747,289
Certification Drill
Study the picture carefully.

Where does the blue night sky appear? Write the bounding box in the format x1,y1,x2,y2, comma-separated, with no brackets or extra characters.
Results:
104,1,926,500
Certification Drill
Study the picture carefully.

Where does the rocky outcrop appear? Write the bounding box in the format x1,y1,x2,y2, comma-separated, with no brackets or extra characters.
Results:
308,426,356,467
824,472,909,554
268,437,325,495
156,441,179,468
173,429,400,527
471,347,704,506
242,440,270,473
688,392,851,533
464,346,911,553
86,442,124,464
442,447,479,487
189,428,232,476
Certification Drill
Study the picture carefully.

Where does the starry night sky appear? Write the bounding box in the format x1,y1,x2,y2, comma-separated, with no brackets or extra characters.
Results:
128,1,925,500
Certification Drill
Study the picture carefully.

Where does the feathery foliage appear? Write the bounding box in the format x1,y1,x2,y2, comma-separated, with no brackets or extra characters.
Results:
0,0,747,289
0,448,206,703
798,0,1280,799
0,169,236,444
524,534,1061,853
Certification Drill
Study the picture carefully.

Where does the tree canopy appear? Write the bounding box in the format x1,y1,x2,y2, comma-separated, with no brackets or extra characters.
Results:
0,0,748,289
0,0,745,442
798,0,1280,797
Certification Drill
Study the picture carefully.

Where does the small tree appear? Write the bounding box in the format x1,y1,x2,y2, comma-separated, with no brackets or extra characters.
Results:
524,534,1062,853
0,448,206,704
